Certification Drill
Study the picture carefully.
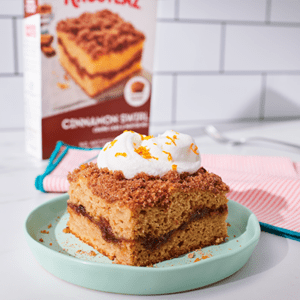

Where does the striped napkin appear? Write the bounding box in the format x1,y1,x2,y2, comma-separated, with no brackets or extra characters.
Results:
35,141,300,241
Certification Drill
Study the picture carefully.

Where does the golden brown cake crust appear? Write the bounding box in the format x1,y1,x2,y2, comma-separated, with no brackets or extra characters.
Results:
67,163,230,210
56,10,145,59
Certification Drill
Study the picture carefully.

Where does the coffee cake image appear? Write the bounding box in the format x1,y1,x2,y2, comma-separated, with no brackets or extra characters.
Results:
66,131,229,266
131,81,145,93
56,10,145,98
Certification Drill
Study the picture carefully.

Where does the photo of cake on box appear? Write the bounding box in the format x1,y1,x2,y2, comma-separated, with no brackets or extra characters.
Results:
56,9,145,98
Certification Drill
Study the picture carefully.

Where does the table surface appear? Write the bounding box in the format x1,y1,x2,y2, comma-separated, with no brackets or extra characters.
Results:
1,120,300,300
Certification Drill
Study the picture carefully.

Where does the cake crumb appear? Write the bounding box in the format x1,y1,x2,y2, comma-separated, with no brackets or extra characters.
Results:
76,250,82,254
57,82,70,90
215,237,224,243
48,224,52,229
63,227,71,233
64,73,70,81
39,238,44,242
227,222,231,227
89,251,97,257
49,243,52,246
194,258,200,263
188,253,195,259
41,230,49,234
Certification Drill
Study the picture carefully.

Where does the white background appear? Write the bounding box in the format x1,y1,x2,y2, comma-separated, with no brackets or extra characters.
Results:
1,0,300,129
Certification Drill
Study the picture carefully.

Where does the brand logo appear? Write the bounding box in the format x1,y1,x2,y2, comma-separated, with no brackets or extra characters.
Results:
64,0,140,9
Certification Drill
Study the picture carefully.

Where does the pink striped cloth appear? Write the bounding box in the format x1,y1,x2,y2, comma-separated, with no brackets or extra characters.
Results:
35,144,300,240
202,155,300,238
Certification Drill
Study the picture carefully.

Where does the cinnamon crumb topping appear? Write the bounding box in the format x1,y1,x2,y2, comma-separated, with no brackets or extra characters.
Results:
67,163,229,210
56,10,145,60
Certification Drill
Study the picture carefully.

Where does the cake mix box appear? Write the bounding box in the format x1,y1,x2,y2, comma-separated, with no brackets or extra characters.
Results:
23,0,157,159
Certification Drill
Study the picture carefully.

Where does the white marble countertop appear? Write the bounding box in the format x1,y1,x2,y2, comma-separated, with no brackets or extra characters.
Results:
1,120,300,300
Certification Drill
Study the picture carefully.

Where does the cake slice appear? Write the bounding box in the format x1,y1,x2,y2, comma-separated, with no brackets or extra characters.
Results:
56,10,145,97
66,131,229,266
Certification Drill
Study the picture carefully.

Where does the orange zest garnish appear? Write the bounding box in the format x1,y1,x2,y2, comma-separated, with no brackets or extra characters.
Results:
134,146,158,160
80,164,86,170
124,130,134,133
103,146,108,151
190,143,199,155
109,139,117,148
173,135,178,140
115,152,127,157
172,164,177,171
162,151,173,161
165,142,172,145
166,136,176,146
153,143,157,145
140,135,154,141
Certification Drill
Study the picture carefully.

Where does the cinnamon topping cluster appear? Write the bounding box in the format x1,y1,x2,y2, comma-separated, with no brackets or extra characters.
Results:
67,163,230,210
57,10,145,59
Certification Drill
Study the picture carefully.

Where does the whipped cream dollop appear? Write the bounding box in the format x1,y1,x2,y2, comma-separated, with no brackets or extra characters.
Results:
97,130,201,179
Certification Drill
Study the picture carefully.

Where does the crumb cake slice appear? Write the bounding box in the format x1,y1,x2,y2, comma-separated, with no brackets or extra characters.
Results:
66,131,230,266
56,10,145,97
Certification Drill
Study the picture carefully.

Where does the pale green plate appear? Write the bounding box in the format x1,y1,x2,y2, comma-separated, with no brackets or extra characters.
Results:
24,193,260,295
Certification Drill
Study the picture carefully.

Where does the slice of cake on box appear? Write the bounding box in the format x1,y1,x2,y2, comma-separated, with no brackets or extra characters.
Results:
56,9,145,97
67,130,229,266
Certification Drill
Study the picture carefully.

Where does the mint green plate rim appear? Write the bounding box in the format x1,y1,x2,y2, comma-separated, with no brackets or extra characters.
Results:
24,193,260,295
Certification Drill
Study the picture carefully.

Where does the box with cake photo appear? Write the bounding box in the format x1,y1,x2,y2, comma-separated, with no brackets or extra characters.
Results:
23,0,157,159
